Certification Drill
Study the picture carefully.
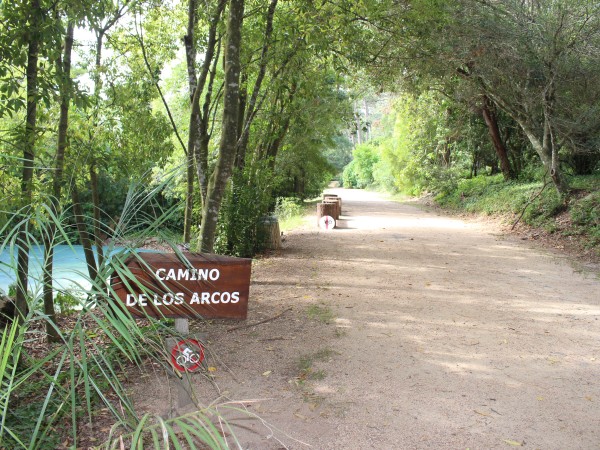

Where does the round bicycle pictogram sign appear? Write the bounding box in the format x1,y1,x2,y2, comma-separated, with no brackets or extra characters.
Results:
319,215,336,230
170,339,205,372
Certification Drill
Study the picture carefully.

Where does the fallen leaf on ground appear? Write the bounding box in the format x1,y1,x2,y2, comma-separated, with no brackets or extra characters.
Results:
503,439,523,446
207,366,217,372
262,370,272,377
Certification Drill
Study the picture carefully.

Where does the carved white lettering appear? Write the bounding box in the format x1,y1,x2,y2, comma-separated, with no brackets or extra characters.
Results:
177,269,189,280
138,294,147,307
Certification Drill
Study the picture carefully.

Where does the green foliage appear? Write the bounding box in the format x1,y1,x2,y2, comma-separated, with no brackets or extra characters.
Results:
7,283,17,297
274,143,335,200
435,175,505,209
342,143,380,188
436,172,600,253
213,163,277,257
323,134,353,175
275,197,304,221
0,170,241,449
306,304,334,324
54,291,80,315
275,197,316,232
342,160,358,188
569,190,600,247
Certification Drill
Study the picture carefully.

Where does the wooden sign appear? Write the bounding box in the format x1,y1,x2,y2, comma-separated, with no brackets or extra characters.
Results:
111,252,251,319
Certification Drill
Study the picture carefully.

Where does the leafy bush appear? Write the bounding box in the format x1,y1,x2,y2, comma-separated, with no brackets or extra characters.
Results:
342,160,358,188
275,197,304,221
214,162,276,257
54,291,80,315
570,191,600,247
342,143,380,188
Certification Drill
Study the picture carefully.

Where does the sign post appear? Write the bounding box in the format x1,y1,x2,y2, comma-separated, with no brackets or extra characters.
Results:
111,251,252,415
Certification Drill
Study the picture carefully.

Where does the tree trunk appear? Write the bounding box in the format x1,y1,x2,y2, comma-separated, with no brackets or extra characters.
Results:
71,28,102,280
442,141,451,167
236,0,278,166
43,21,73,342
183,149,195,244
15,0,41,322
199,0,244,253
517,116,568,195
355,110,362,145
482,96,513,180
235,74,248,170
89,165,104,269
185,0,227,243
71,187,98,282
183,0,200,242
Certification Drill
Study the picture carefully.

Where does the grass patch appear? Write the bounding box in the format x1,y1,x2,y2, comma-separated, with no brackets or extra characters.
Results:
276,197,320,232
297,348,337,383
306,304,334,324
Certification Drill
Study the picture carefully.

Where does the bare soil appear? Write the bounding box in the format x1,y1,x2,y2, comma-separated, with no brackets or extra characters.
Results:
131,188,600,450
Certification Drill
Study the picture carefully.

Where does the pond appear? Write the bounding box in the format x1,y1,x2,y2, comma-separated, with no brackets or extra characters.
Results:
0,245,134,296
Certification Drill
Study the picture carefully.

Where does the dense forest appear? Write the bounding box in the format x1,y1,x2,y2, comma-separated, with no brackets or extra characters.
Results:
1,0,599,447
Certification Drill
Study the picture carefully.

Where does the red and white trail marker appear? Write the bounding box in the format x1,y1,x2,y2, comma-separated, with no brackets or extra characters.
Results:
319,215,336,230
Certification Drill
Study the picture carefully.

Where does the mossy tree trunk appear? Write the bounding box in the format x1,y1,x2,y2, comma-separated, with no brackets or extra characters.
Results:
199,0,244,253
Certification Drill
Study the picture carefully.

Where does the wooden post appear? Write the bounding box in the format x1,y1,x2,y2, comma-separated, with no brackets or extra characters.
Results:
175,318,189,335
323,200,339,220
324,194,342,216
260,215,282,250
174,318,191,411
317,202,337,227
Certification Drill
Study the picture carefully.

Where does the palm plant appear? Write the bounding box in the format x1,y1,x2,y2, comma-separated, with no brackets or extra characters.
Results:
0,170,239,449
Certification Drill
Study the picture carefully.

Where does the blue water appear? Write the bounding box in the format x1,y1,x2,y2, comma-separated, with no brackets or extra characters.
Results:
0,245,132,296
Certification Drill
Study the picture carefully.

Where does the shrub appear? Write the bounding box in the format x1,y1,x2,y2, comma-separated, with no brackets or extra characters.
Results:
342,143,380,188
213,162,276,257
275,197,303,221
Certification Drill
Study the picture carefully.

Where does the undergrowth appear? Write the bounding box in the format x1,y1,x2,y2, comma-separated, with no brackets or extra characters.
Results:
276,197,320,232
434,173,600,255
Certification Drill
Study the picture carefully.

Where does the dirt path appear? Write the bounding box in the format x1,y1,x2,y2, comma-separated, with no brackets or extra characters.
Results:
135,188,600,449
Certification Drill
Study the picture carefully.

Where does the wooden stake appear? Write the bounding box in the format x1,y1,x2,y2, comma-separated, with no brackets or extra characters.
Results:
175,318,189,335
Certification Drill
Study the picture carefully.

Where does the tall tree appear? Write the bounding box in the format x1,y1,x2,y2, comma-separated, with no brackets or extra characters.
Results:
15,0,42,321
198,0,244,252
350,0,600,194
71,0,132,281
183,0,226,242
42,19,74,341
